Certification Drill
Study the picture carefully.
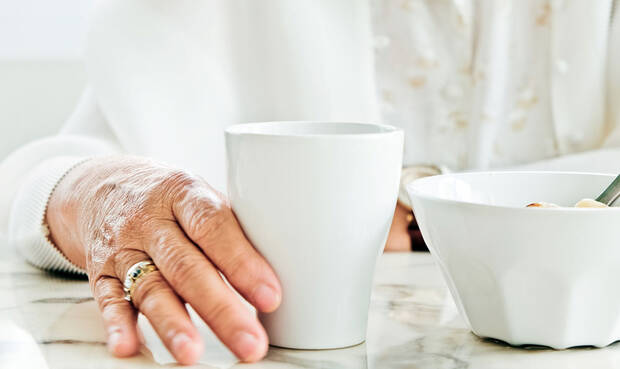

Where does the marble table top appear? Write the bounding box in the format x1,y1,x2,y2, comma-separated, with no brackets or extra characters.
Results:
2,245,620,369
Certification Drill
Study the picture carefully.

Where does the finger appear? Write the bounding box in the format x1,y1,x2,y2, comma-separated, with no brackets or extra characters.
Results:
172,182,281,313
115,250,203,365
145,223,269,362
92,275,140,357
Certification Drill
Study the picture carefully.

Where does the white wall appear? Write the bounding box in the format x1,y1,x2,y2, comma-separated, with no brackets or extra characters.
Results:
0,0,93,160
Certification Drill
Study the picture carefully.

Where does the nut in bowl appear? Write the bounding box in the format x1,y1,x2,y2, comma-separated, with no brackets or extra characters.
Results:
406,171,620,349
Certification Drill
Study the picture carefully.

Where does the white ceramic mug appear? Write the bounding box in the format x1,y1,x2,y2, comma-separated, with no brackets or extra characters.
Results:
225,121,403,349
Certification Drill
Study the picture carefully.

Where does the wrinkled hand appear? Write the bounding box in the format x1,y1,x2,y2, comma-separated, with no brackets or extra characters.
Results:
46,156,281,365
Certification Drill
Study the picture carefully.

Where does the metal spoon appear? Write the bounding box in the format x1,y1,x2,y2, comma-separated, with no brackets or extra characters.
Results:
595,174,620,206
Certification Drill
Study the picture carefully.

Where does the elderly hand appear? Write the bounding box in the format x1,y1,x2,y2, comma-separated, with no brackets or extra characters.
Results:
46,156,281,365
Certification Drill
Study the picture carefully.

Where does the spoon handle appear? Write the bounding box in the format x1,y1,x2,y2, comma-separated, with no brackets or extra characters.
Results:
595,174,620,206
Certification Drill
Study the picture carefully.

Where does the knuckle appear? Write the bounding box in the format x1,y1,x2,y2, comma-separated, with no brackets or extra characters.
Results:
93,277,127,316
93,276,114,299
206,299,238,325
99,294,127,315
163,170,199,194
226,252,261,282
185,205,229,244
161,247,206,288
166,173,230,244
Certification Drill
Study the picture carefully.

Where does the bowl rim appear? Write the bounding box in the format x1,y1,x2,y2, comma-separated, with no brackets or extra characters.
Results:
406,170,620,212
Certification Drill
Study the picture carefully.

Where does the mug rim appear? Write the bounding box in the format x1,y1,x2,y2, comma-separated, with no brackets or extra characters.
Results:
225,121,401,138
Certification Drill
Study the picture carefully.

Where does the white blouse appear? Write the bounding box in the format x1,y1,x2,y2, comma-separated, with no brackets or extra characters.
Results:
2,0,620,272
373,0,619,169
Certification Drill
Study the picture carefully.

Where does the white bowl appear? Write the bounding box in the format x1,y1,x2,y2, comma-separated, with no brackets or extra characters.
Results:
407,171,620,349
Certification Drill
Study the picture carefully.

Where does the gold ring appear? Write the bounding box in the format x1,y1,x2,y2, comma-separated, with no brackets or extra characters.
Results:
123,260,158,303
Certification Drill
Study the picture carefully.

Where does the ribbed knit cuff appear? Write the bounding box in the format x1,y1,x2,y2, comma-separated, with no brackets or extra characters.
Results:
8,156,89,275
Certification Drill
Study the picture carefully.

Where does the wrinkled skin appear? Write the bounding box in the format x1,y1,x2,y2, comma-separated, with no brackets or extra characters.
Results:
46,156,413,365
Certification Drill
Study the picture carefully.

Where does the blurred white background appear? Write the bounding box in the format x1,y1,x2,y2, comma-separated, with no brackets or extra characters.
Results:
0,0,93,160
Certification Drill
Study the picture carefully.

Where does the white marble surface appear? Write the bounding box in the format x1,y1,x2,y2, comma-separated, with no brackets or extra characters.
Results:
2,246,620,369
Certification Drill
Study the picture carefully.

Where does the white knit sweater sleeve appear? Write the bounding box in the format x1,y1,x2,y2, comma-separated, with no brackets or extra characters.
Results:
0,89,122,274
8,157,89,274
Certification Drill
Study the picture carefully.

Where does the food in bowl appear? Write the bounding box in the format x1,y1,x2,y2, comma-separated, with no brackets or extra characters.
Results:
526,198,608,208
407,172,620,349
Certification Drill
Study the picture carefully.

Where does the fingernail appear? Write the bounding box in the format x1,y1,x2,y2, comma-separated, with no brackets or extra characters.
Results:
253,284,280,312
232,331,261,361
172,332,202,364
107,331,122,353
